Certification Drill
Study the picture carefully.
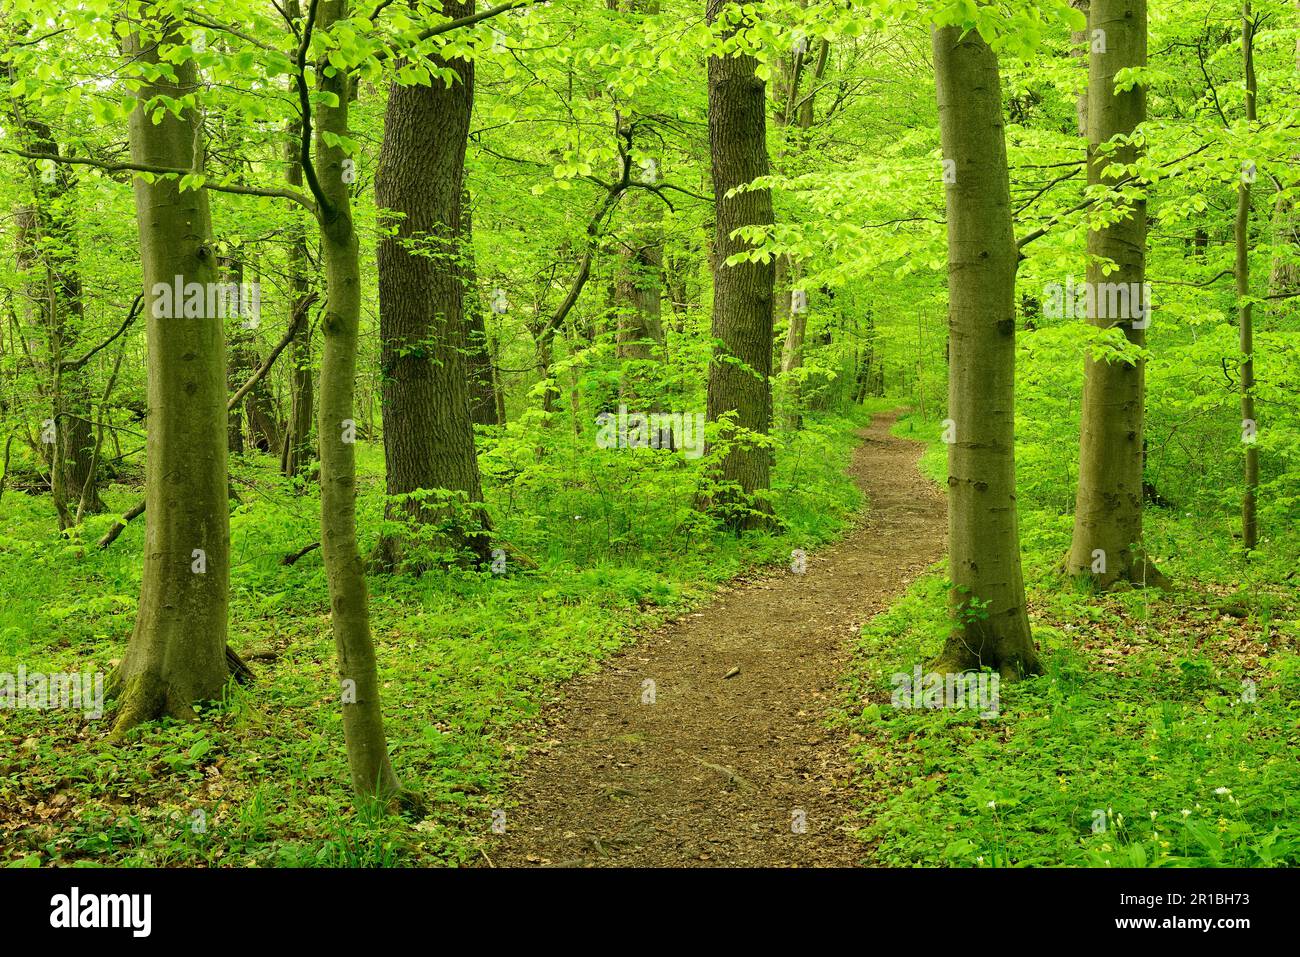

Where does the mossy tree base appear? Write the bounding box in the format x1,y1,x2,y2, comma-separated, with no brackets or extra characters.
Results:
106,645,253,738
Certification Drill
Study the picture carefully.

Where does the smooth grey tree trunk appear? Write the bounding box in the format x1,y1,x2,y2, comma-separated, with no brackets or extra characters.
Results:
931,23,1039,679
1067,0,1167,588
314,0,403,802
112,20,230,731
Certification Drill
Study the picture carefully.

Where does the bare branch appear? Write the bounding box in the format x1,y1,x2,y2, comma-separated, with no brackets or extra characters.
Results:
295,0,335,220
61,295,143,372
98,293,319,549
0,148,317,212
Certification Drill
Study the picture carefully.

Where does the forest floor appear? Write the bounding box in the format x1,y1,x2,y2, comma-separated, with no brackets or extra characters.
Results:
485,410,945,867
5,403,1294,868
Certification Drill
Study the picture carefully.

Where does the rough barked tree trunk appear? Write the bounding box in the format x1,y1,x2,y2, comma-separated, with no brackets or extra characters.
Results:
112,17,230,732
703,0,775,528
931,23,1040,680
1067,0,1166,588
373,0,491,571
314,0,403,802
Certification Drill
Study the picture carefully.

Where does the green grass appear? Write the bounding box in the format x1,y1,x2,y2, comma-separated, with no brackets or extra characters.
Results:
842,413,1300,867
0,399,899,867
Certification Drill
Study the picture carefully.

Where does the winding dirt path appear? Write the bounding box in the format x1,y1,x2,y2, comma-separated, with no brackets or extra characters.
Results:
485,410,946,867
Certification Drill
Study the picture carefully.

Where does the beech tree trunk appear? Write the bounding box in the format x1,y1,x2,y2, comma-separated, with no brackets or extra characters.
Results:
931,23,1040,680
612,1,666,400
112,18,230,732
281,203,316,477
703,0,775,528
1067,0,1167,588
778,258,805,429
615,238,664,363
373,0,491,571
315,0,403,801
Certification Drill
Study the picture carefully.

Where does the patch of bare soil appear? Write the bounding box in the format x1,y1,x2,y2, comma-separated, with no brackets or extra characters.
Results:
483,409,946,867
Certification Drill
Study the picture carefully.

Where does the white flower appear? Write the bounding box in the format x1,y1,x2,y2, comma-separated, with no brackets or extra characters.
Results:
986,800,996,809
1181,809,1192,818
1214,787,1232,796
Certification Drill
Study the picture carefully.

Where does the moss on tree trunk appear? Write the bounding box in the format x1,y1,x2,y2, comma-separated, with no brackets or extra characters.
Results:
703,0,776,530
373,1,491,572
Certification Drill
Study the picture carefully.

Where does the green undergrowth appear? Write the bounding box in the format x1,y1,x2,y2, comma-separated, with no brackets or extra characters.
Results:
0,399,897,867
841,413,1300,867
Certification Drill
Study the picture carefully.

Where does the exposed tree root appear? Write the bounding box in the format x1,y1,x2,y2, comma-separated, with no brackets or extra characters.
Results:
929,653,1044,683
226,645,255,685
280,541,321,565
1123,556,1173,591
107,673,195,740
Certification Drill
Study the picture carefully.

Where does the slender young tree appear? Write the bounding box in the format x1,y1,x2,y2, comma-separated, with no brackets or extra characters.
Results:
312,0,405,801
776,35,830,430
1236,2,1259,551
931,22,1040,679
703,0,776,528
614,181,666,399
111,12,231,731
1066,0,1167,588
1069,0,1091,136
281,132,316,479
